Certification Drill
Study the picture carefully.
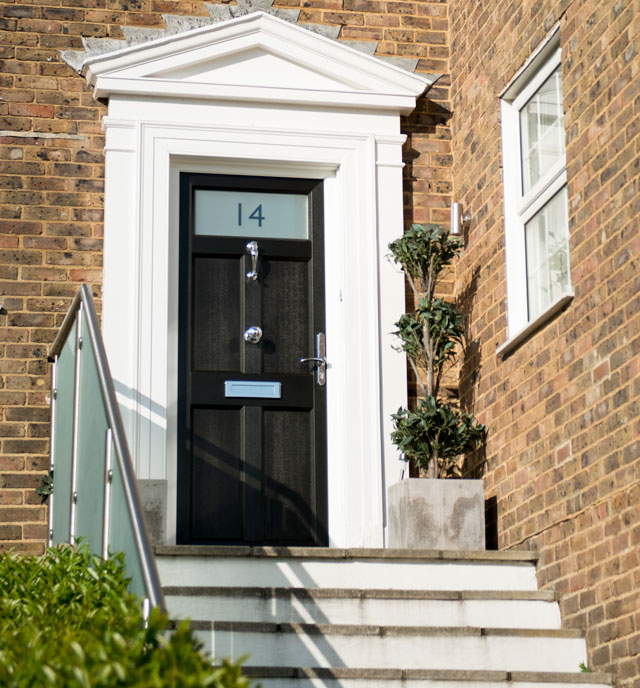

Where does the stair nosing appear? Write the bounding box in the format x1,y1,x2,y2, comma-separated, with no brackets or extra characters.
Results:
240,666,612,683
186,620,583,638
155,545,538,563
163,586,557,602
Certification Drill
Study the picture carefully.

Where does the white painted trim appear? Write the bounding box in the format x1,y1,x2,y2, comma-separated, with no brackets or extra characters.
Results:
94,77,420,113
103,109,409,548
84,12,434,97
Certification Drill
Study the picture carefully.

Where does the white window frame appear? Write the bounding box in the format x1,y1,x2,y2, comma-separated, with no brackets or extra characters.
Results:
498,30,573,355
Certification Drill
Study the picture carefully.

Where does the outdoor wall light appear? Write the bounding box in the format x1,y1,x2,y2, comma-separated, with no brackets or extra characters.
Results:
450,202,471,235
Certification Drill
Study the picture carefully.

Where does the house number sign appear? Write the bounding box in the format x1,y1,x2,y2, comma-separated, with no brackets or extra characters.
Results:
195,189,309,240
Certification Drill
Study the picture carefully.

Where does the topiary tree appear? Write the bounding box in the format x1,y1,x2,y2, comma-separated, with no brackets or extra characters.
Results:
389,223,485,479
0,543,251,688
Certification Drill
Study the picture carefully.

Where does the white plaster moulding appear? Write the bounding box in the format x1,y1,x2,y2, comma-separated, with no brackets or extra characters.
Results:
82,12,438,113
93,78,420,113
102,115,408,148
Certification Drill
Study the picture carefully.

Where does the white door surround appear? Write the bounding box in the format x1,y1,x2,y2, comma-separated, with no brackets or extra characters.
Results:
90,12,436,547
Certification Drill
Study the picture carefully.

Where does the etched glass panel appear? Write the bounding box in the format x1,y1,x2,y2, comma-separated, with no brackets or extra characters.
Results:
195,189,308,239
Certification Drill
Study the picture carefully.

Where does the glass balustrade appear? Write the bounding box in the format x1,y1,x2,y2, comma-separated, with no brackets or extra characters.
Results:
47,285,164,612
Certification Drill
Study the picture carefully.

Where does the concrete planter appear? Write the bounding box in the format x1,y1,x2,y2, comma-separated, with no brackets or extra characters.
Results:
388,478,485,550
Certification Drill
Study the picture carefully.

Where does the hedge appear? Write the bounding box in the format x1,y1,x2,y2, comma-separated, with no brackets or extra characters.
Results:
0,544,251,688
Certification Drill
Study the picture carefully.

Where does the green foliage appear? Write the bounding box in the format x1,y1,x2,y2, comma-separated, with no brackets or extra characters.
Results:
391,397,485,477
389,223,485,478
36,470,53,504
0,544,252,688
393,298,464,395
389,224,462,298
579,663,592,673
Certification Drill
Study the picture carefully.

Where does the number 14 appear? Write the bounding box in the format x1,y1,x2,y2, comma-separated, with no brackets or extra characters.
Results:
238,203,265,228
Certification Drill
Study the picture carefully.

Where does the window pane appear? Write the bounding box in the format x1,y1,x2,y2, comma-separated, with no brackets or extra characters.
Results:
525,186,570,320
194,189,308,240
520,66,565,193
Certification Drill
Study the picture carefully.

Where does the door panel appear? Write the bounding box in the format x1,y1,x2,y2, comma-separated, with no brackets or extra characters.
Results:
263,258,310,374
177,173,327,546
192,256,241,372
263,408,313,542
190,406,243,541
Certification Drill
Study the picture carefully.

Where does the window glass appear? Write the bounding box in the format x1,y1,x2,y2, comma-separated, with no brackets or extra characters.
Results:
520,66,565,194
195,189,308,240
525,186,570,320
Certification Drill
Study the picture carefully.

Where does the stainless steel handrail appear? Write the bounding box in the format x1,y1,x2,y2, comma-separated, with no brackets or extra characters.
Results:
48,284,165,612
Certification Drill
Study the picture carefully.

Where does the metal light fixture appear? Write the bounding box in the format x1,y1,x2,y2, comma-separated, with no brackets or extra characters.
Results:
450,202,471,235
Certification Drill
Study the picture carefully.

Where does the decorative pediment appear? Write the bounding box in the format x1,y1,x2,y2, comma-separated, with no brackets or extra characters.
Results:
81,12,437,113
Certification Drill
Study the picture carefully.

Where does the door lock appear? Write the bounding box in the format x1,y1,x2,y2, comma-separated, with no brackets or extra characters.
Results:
244,326,263,344
300,332,326,386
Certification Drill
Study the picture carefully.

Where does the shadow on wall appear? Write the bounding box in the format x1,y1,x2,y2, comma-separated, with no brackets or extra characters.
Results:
457,265,486,480
456,266,497,550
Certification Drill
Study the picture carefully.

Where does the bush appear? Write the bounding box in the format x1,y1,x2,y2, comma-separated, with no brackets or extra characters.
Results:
0,544,251,688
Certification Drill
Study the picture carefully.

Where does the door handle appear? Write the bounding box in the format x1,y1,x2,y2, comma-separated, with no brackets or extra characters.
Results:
300,332,326,386
246,241,259,281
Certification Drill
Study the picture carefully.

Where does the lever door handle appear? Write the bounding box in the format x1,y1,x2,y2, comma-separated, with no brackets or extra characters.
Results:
300,333,326,386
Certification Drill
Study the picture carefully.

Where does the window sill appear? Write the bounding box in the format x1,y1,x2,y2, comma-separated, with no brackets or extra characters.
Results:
497,293,574,358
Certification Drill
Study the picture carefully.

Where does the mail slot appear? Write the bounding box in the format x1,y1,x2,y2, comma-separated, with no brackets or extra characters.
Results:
224,380,282,399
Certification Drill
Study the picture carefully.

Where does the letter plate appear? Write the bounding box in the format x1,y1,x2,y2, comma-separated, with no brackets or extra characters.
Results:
224,380,282,399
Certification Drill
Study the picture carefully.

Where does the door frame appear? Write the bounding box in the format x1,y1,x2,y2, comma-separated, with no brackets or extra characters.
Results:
102,113,410,550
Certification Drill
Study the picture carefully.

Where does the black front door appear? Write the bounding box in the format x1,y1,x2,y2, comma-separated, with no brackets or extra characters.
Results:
177,173,328,546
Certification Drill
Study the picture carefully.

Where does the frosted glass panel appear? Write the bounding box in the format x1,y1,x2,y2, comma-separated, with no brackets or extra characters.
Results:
195,189,308,239
520,66,565,193
525,186,570,320
74,309,108,554
108,455,146,600
51,321,75,545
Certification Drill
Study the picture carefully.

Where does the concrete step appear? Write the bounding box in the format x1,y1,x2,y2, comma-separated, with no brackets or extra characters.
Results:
155,546,539,591
164,586,561,629
242,667,612,688
190,621,588,673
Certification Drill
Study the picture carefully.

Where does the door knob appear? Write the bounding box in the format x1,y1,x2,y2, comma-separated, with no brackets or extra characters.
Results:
244,326,263,344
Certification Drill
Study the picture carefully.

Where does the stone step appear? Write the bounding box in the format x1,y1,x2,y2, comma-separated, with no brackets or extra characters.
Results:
155,547,539,591
188,621,588,673
164,586,561,629
242,667,612,688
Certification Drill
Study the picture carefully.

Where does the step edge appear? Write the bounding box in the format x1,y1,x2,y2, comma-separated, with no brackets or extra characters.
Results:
163,586,557,601
240,666,612,684
155,545,538,563
187,620,584,638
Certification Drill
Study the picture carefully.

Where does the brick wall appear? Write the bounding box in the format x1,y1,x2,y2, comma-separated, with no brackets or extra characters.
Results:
449,0,639,684
0,2,450,548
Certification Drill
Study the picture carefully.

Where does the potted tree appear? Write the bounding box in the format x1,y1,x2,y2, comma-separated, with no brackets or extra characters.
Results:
387,223,486,550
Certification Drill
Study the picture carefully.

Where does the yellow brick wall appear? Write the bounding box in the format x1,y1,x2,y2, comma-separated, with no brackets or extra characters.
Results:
449,1,640,683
